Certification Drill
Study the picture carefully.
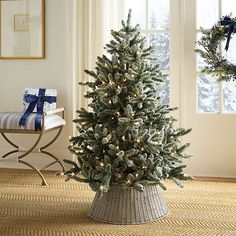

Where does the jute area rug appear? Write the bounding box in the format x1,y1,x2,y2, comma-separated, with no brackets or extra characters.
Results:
0,169,235,236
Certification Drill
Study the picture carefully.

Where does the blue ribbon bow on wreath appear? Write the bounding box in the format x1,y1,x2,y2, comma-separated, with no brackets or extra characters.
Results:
221,16,236,51
19,88,57,131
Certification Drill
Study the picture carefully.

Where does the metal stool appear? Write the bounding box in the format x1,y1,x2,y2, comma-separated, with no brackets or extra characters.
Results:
0,108,66,186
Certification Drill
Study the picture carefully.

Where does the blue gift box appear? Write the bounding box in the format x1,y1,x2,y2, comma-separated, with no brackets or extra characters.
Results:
20,88,57,131
23,88,57,112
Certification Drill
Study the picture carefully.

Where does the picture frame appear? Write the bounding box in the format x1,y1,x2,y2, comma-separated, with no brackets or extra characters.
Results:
0,0,45,59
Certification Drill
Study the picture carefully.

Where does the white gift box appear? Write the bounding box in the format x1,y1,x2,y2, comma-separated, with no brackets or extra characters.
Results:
23,88,57,112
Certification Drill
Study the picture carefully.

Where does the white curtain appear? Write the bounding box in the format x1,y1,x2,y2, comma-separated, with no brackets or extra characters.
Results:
72,0,124,130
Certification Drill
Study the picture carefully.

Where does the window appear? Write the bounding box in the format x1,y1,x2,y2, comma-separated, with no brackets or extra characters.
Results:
119,0,236,114
197,0,236,113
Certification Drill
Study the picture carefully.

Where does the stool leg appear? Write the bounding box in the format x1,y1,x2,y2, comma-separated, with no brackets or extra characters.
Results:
1,125,65,185
17,131,48,185
40,127,63,150
1,133,19,149
18,130,44,160
41,150,66,171
1,133,19,158
1,131,47,186
39,126,65,172
2,150,19,158
18,159,47,186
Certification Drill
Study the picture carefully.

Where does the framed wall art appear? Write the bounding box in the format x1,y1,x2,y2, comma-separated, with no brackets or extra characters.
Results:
0,0,45,59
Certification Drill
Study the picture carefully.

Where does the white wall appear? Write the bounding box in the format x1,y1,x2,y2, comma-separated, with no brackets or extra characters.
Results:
0,0,74,170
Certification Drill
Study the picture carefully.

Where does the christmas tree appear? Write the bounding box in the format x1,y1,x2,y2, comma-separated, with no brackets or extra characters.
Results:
64,10,192,196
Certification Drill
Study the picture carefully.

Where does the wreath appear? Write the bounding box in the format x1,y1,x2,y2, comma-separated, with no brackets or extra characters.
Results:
196,16,236,82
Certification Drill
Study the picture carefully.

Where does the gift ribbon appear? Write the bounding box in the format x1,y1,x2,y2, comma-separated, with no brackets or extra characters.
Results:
221,16,236,51
19,88,57,131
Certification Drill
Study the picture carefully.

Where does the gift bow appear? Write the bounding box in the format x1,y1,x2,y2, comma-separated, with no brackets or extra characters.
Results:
19,88,57,131
221,16,236,51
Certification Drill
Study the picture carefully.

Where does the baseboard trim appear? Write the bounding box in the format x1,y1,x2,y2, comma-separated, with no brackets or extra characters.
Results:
194,176,236,183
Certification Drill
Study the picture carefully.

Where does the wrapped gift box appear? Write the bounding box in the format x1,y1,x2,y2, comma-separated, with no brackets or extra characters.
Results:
23,88,57,112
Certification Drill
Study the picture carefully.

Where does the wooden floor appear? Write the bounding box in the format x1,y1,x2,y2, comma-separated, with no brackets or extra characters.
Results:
0,169,236,236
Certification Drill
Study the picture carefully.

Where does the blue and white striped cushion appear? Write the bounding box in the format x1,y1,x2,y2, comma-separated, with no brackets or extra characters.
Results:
0,112,65,131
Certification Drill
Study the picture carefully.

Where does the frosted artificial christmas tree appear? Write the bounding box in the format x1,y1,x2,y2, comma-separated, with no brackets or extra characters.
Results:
64,10,192,224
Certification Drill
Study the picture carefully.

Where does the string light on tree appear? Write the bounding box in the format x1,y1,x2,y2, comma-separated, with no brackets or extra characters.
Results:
136,138,141,144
